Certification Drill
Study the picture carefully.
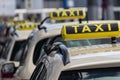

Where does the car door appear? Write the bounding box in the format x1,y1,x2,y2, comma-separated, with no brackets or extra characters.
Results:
30,36,70,80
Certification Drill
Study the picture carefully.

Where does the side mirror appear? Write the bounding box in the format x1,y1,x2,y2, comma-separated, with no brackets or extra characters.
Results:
44,42,70,65
1,63,15,74
58,43,70,65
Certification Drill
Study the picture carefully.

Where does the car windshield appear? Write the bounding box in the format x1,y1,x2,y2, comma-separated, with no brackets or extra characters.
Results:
10,40,27,61
20,35,33,65
1,38,12,59
59,67,120,80
65,38,111,47
1,38,26,61
53,36,116,48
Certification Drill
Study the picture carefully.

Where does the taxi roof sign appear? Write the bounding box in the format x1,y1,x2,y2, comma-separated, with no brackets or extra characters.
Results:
61,22,120,40
17,24,38,30
8,20,40,30
9,20,28,26
50,8,86,20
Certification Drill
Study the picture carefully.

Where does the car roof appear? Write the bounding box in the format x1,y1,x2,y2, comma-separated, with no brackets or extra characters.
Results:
25,20,120,42
43,20,120,30
32,28,61,44
15,30,32,41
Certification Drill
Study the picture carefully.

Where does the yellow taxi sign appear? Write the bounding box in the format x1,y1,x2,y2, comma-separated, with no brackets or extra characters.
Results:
16,23,40,30
8,20,40,30
9,20,28,26
62,22,120,40
50,8,86,20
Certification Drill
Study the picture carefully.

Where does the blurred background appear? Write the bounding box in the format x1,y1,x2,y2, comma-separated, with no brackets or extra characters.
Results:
0,0,120,22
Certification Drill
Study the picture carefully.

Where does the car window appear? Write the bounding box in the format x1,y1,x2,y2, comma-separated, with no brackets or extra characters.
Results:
59,67,120,80
33,38,48,65
33,35,119,66
1,38,12,59
20,38,31,65
10,40,26,61
33,35,66,65
30,59,47,80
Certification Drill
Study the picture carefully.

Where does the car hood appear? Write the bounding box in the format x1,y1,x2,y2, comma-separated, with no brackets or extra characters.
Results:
63,43,120,71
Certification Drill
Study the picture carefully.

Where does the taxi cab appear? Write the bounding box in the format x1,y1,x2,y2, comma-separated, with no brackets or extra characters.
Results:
13,20,120,80
0,22,38,79
5,8,86,79
30,21,120,80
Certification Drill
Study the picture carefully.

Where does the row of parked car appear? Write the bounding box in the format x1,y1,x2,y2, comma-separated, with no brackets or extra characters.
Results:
1,8,120,80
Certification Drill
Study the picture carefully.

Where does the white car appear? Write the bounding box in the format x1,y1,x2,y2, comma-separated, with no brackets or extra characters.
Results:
0,25,35,79
14,22,77,79
30,21,120,80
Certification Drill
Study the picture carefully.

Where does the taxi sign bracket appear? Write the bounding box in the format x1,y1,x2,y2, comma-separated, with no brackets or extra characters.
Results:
111,37,117,44
78,19,82,23
39,17,50,26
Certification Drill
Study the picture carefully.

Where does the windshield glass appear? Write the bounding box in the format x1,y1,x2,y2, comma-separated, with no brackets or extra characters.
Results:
10,40,27,61
1,38,12,59
66,38,111,47
59,67,120,80
53,36,112,48
20,35,33,65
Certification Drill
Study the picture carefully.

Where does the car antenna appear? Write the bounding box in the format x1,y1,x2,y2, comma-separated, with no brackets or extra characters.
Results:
40,17,50,26
38,17,50,30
